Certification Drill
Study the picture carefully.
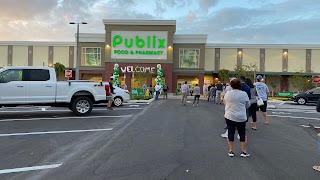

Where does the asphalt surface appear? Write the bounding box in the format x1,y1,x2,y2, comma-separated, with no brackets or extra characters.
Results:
0,99,319,179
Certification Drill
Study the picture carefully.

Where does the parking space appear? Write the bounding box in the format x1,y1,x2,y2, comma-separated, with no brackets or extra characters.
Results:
0,102,148,178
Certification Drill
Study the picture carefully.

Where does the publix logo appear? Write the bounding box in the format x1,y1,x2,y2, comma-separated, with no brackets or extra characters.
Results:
112,33,166,56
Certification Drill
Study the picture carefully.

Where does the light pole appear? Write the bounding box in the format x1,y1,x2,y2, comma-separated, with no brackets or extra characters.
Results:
69,22,87,80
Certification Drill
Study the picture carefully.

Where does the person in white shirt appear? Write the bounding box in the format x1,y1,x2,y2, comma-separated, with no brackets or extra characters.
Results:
180,81,189,105
154,83,161,100
224,78,250,157
203,84,208,99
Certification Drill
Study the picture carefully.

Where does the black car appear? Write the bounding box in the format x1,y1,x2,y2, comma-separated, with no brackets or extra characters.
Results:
292,87,320,105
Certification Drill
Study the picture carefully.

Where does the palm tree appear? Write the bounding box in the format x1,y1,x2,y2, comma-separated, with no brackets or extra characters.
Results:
53,62,65,80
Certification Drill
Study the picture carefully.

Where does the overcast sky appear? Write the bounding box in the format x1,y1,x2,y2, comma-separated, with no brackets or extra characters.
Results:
0,0,319,44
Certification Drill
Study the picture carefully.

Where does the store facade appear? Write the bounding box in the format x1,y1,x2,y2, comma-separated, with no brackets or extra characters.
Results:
100,20,207,93
1,19,320,93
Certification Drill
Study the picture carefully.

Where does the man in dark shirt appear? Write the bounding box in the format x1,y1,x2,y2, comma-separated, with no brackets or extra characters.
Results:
240,76,251,123
207,83,213,101
216,81,223,104
239,76,251,99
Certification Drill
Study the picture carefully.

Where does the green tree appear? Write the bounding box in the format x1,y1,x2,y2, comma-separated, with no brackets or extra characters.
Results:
234,63,258,79
288,72,314,92
133,71,153,87
218,69,229,83
266,75,280,89
53,62,65,80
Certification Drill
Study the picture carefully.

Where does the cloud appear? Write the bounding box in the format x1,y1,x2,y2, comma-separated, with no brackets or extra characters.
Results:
197,0,219,11
187,10,197,22
0,0,319,43
0,0,58,21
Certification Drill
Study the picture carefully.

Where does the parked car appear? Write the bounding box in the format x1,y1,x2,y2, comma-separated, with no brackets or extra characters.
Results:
112,86,130,107
292,87,320,105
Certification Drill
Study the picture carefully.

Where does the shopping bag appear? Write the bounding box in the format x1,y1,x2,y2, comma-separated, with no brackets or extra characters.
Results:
256,97,264,107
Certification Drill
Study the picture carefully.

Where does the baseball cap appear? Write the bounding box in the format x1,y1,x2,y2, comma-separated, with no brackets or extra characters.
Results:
256,75,263,80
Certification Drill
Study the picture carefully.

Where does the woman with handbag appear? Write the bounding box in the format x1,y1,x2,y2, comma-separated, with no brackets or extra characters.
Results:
245,78,258,130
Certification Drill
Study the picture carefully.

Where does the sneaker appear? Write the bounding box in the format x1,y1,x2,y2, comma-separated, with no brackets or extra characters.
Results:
192,104,194,106
237,134,240,139
228,151,235,157
240,151,250,158
221,133,228,138
313,165,320,171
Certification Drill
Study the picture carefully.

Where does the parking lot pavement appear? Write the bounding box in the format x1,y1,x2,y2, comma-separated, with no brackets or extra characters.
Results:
1,99,320,179
0,104,148,179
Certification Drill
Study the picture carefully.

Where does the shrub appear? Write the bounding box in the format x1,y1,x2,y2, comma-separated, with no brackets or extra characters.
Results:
130,95,153,100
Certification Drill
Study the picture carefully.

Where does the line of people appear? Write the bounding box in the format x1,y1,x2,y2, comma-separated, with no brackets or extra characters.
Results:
221,75,269,157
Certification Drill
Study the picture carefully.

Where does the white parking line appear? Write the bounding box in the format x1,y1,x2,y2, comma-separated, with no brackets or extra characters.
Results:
301,124,320,128
0,163,62,174
269,114,320,121
0,115,132,122
0,107,143,113
0,128,113,137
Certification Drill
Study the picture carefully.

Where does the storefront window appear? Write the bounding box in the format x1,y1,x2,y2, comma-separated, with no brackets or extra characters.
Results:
179,49,200,68
81,47,101,66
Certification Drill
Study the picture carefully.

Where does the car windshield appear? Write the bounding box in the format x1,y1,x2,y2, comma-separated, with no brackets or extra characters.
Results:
306,88,320,93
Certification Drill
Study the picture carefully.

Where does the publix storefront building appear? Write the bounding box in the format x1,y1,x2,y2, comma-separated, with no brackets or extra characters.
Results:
79,19,208,93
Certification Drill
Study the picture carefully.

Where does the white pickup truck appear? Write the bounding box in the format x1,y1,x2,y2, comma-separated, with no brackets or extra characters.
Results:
0,66,111,116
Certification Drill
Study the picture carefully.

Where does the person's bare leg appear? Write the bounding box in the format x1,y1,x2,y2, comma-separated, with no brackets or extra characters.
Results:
107,100,112,108
252,122,257,129
240,142,246,152
263,112,268,124
227,141,234,152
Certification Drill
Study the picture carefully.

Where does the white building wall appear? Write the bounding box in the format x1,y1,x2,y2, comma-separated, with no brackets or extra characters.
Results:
311,50,320,73
53,47,69,67
12,46,28,66
288,49,305,72
220,48,237,71
33,46,48,66
0,46,8,67
265,49,282,72
205,48,215,71
242,48,260,68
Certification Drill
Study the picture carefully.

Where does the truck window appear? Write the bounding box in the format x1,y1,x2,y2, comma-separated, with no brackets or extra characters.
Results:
0,69,23,83
23,69,50,81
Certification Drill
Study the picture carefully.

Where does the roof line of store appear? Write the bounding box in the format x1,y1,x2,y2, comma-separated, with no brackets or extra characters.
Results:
0,41,75,46
206,44,320,49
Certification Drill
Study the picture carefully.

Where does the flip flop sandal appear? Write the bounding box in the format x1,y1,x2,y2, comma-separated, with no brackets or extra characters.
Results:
313,166,320,171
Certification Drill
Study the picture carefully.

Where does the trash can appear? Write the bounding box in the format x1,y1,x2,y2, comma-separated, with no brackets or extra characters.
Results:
175,88,179,96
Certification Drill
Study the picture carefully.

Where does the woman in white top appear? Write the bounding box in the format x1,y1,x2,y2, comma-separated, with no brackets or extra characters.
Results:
224,79,250,157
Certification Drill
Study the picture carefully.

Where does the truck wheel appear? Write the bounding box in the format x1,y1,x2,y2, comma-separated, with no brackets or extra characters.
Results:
113,97,123,107
71,96,93,116
297,97,306,105
317,99,320,112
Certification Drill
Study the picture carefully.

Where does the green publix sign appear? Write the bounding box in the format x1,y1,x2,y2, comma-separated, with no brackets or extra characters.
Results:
112,35,166,55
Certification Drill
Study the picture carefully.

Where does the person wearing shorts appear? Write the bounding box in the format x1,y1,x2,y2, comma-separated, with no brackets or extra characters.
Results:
107,77,115,110
255,75,269,125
